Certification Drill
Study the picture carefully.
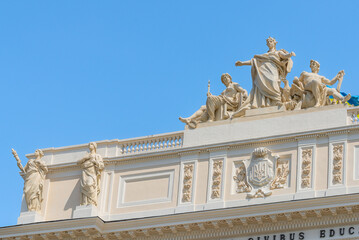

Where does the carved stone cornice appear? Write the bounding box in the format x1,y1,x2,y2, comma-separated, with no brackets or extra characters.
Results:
2,204,359,240
177,150,201,157
45,124,359,171
104,152,179,165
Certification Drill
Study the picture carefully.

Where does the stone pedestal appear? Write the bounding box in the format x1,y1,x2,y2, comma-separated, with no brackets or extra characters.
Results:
17,211,43,224
244,105,285,117
183,105,348,148
73,205,98,218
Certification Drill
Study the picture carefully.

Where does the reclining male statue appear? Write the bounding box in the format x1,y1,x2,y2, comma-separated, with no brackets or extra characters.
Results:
287,60,351,109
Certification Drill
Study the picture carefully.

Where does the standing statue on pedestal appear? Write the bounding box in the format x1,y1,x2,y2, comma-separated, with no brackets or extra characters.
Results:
232,37,296,117
179,73,247,128
12,148,48,212
78,142,104,206
290,60,351,108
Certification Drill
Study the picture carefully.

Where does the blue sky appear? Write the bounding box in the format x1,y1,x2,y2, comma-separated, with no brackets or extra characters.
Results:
1,1,359,226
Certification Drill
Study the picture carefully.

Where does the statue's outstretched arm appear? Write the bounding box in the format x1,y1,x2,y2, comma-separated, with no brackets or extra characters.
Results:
278,50,296,59
12,149,25,173
324,70,344,87
235,60,251,67
322,77,335,86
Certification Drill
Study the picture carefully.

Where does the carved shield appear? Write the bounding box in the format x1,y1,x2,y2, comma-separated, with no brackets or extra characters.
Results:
248,157,274,187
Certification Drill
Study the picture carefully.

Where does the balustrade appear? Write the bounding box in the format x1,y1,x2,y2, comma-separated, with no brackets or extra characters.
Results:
119,132,183,155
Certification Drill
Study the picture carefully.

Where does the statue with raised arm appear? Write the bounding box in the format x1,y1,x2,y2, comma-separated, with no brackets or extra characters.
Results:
291,60,351,108
12,148,48,212
179,73,247,128
78,142,104,206
232,37,296,117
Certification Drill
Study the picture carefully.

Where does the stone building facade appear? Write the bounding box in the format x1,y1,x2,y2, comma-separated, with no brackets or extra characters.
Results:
1,105,359,240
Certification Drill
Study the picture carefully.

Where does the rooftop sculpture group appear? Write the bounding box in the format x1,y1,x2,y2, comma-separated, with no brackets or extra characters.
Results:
10,37,353,214
180,37,351,128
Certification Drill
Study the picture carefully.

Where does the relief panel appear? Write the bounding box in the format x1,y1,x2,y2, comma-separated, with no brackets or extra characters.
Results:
117,170,174,207
232,148,290,198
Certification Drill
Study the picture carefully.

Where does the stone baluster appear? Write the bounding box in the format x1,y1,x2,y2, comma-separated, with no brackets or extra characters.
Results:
168,137,173,148
159,138,163,149
118,144,124,155
139,141,144,152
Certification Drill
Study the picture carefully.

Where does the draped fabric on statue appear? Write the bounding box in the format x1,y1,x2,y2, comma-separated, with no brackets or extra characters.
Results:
248,51,293,108
231,50,293,118
23,160,45,211
206,82,243,119
80,154,103,206
206,95,223,119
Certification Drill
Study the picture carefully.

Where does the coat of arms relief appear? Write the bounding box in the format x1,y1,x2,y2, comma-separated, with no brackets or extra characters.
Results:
233,147,289,198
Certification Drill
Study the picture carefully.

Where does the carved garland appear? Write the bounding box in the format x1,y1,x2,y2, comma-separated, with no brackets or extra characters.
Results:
271,160,289,190
233,161,251,193
301,148,312,189
211,160,223,199
332,144,344,185
182,164,194,202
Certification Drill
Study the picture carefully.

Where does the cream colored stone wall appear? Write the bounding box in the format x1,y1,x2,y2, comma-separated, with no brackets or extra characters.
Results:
2,105,359,240
15,105,359,224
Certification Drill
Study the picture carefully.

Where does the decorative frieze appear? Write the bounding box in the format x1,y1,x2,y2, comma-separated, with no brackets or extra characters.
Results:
301,148,312,189
332,144,344,185
271,160,289,190
182,164,194,203
6,204,359,240
211,160,223,199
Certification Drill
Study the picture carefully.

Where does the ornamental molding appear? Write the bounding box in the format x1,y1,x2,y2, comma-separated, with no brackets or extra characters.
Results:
182,164,194,203
207,146,230,152
332,144,344,185
178,150,201,156
2,205,359,240
47,163,79,173
271,159,290,190
301,148,313,189
211,160,223,199
233,161,251,193
44,125,359,171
